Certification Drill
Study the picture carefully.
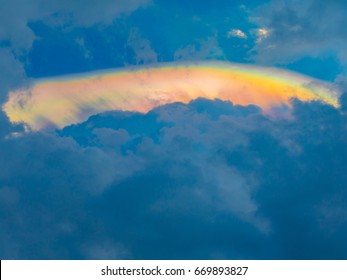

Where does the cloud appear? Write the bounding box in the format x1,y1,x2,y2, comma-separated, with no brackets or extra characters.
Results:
1,0,347,260
0,126,142,258
254,28,270,43
127,28,158,64
1,96,347,259
227,29,248,39
0,0,151,49
0,0,151,103
249,0,347,67
173,37,225,61
0,48,26,102
3,61,339,130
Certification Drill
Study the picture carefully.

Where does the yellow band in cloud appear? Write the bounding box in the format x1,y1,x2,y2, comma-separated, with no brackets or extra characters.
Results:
3,61,339,130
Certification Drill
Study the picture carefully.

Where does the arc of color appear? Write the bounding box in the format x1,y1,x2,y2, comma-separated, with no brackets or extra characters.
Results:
3,61,339,130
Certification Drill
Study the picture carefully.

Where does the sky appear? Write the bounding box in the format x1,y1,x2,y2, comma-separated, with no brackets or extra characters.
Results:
1,0,347,259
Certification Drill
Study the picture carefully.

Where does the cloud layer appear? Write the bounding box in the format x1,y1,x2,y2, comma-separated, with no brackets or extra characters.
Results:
1,96,347,259
3,62,339,130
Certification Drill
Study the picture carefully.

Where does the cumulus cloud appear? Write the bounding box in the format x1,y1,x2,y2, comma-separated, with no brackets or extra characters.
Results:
0,127,142,258
1,96,347,259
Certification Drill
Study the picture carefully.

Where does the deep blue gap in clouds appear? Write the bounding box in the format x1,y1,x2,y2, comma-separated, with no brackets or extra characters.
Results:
25,20,137,78
285,55,342,81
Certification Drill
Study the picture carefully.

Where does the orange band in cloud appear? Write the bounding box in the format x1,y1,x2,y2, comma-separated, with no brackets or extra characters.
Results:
3,61,339,130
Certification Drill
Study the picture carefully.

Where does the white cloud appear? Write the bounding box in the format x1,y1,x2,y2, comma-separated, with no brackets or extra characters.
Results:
255,28,270,43
227,29,248,39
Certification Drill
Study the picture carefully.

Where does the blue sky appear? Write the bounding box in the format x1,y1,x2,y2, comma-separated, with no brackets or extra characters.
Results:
1,0,347,259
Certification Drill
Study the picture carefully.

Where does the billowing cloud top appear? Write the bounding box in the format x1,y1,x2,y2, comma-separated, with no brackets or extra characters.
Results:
3,61,339,130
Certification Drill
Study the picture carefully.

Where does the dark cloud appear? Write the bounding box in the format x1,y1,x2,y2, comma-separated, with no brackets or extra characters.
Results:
1,97,347,259
1,0,347,260
0,132,112,258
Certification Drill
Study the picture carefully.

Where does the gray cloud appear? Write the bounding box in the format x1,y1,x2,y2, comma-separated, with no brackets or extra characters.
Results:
1,0,347,259
0,48,26,102
127,28,158,64
1,97,346,259
174,37,225,61
250,0,347,66
0,0,151,49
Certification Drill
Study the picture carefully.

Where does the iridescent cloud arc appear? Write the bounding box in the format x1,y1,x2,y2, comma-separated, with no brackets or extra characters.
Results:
3,61,339,130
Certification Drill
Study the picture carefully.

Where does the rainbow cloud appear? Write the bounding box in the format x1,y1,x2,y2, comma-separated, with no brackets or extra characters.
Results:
3,61,340,131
